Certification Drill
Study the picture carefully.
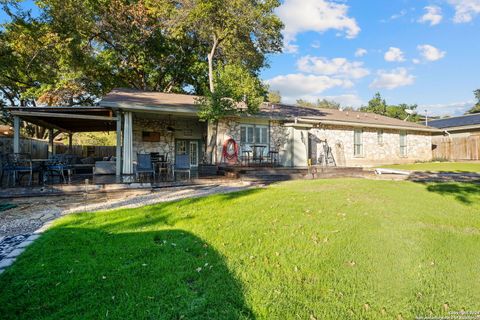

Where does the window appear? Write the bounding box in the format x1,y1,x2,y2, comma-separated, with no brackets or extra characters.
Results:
377,130,384,145
354,129,363,157
240,125,254,144
399,131,407,157
240,124,268,144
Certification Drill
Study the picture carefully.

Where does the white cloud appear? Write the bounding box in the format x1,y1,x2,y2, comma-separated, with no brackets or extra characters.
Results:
355,48,367,57
370,68,415,89
390,9,408,20
419,6,443,26
412,58,421,64
421,100,475,116
297,56,370,79
417,44,446,61
384,47,406,62
277,0,360,52
448,0,480,23
265,74,353,102
311,41,321,49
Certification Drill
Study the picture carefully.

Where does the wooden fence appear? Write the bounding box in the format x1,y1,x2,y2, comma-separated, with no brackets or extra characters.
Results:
432,135,480,161
0,137,116,159
0,137,49,159
55,145,116,158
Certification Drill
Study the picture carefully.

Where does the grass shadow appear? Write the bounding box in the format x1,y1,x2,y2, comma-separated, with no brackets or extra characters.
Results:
421,182,480,205
0,227,255,319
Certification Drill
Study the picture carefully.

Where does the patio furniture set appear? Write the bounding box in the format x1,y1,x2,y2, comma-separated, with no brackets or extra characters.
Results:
134,152,192,181
240,145,279,167
0,153,89,187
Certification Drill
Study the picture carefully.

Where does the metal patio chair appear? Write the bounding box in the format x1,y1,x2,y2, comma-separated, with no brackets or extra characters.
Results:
135,153,156,181
9,153,40,186
174,154,191,180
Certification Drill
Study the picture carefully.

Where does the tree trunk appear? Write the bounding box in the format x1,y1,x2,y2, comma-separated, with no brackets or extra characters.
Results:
206,34,220,164
207,34,219,93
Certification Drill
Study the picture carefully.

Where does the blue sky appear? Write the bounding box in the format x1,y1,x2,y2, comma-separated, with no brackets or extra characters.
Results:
263,0,480,115
1,0,479,116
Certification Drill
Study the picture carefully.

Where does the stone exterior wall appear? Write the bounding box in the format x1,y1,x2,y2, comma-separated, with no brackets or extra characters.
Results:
309,125,432,167
201,118,433,167
212,118,292,164
133,116,205,162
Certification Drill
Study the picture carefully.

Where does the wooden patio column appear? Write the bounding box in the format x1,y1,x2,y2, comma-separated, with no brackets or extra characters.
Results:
13,116,21,153
68,133,73,152
115,111,122,176
48,128,55,156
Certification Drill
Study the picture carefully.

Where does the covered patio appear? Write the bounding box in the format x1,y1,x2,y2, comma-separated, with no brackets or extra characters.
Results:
4,98,212,189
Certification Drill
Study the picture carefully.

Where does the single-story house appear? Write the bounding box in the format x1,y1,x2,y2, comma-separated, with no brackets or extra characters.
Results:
428,113,480,137
8,88,440,176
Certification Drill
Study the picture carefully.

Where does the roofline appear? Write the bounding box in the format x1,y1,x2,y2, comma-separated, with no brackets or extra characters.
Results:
100,101,199,116
298,118,441,133
428,112,480,123
5,106,110,111
438,124,480,132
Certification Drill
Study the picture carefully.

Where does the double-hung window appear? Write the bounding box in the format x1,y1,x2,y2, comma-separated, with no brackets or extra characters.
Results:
240,125,268,144
354,129,363,157
240,125,254,144
399,131,407,157
377,130,384,145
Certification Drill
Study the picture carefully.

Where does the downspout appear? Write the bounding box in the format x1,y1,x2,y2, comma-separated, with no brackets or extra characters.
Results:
444,130,451,137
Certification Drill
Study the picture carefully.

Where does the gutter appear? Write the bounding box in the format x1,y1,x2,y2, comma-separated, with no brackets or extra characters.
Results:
296,118,441,133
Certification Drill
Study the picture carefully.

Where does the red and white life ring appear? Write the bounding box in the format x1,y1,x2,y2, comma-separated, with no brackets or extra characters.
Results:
222,138,239,164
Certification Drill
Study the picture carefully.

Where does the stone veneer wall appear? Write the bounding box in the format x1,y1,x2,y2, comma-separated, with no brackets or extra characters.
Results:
133,116,205,162
309,125,432,166
213,118,292,165
133,118,175,161
206,119,433,167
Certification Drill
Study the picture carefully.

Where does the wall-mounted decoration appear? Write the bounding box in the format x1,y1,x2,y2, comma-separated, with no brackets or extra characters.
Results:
142,131,161,142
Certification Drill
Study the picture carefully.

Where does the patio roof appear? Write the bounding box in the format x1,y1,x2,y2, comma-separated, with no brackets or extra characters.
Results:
7,106,118,132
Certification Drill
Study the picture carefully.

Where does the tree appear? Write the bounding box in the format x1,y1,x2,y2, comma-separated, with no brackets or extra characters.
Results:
197,64,266,162
465,89,480,114
296,98,341,109
360,93,419,122
267,90,281,104
360,92,387,115
174,0,283,93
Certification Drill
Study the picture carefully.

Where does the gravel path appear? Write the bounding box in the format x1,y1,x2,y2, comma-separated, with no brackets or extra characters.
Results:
0,181,255,273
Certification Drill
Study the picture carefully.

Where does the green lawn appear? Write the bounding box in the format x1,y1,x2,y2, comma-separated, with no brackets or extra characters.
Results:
1,179,480,319
381,161,480,173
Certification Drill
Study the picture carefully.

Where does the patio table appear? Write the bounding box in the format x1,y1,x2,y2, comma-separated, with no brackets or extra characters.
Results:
251,145,267,165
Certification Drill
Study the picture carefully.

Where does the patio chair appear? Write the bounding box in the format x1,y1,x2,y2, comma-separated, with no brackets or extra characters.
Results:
46,154,74,184
1,154,15,186
9,153,40,186
135,153,156,181
174,154,191,180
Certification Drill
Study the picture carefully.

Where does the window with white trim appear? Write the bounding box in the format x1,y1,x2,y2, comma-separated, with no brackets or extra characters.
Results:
354,129,363,157
399,131,407,157
240,124,268,144
377,130,384,145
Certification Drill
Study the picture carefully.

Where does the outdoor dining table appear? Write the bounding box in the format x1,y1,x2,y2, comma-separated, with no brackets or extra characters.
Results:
155,160,173,180
251,144,267,165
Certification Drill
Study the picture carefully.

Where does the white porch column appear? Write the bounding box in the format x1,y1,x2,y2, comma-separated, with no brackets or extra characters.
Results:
13,116,20,153
122,111,133,174
115,111,122,176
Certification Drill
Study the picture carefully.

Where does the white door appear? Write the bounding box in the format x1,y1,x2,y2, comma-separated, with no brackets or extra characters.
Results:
189,141,198,167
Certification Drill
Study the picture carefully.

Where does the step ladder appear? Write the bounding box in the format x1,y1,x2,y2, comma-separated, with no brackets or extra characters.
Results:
318,140,336,167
